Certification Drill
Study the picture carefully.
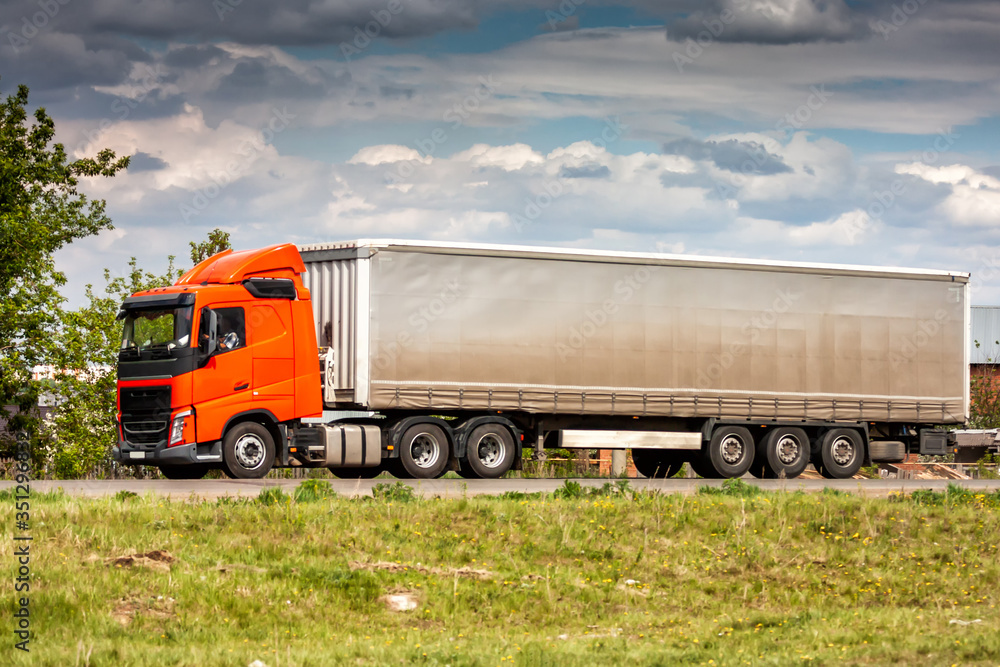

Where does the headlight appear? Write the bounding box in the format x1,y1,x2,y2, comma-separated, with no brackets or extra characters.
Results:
169,410,193,447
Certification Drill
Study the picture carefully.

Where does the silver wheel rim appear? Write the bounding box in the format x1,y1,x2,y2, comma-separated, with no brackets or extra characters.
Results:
409,433,441,469
776,435,801,465
476,434,506,469
720,435,745,465
831,436,855,466
235,433,266,470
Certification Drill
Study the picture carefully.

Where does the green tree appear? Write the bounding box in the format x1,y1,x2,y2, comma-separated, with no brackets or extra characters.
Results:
0,80,128,456
190,227,232,264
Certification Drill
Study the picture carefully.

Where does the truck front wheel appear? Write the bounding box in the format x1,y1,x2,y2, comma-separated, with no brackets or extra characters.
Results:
399,423,450,479
223,422,275,479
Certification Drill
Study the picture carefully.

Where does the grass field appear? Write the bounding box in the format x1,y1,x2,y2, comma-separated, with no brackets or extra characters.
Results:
4,480,1000,666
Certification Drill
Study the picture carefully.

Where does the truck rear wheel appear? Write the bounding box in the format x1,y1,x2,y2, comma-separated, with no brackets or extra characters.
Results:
159,464,210,480
702,426,754,478
223,422,275,479
463,424,515,479
758,427,809,479
632,449,685,478
399,423,450,479
817,428,864,479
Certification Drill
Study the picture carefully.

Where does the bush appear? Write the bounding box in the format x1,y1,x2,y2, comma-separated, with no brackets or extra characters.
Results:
552,480,584,500
294,479,335,503
371,481,415,503
257,487,290,506
698,478,764,498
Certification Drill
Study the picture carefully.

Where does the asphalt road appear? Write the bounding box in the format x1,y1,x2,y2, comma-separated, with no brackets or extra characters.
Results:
4,477,1000,499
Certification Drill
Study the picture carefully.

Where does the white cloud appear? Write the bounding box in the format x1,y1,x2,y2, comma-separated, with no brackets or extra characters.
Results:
349,145,431,166
734,209,873,247
452,143,544,171
897,162,1000,227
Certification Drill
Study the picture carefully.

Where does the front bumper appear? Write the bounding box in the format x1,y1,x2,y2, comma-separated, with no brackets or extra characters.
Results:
113,440,223,466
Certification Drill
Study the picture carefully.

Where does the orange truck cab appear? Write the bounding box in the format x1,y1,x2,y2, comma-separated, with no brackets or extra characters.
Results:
113,244,323,479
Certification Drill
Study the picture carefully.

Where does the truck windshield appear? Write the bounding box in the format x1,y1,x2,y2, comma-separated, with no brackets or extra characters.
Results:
120,307,194,353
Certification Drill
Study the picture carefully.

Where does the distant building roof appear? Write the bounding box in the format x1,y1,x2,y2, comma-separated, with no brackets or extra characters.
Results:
972,306,1000,364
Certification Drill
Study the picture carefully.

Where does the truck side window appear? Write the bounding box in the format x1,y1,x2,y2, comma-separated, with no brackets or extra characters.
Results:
214,307,246,353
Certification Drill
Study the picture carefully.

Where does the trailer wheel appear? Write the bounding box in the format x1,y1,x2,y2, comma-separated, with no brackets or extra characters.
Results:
159,464,209,480
758,427,810,479
463,424,515,479
632,449,685,478
399,423,450,479
222,422,275,479
703,426,754,478
817,428,864,479
330,466,383,479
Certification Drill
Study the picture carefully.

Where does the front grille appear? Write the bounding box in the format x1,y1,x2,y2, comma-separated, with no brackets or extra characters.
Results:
120,386,172,449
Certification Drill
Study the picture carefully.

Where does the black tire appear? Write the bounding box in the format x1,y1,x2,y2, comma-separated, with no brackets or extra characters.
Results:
746,428,767,478
632,449,685,479
386,458,411,479
456,466,479,479
159,464,209,480
330,466,383,479
817,428,864,479
758,427,810,479
222,422,275,479
702,426,755,479
399,423,450,479
689,456,718,479
463,424,516,479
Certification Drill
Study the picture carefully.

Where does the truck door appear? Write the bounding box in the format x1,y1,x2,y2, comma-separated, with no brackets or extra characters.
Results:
192,305,253,443
249,302,295,420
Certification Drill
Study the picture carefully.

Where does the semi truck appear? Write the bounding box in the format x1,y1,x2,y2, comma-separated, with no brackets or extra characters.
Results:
113,240,968,481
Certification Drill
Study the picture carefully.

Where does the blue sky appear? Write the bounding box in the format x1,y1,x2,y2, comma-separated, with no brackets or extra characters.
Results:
2,0,999,304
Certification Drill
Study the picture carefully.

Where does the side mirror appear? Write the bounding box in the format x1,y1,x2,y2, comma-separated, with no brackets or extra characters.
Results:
199,309,218,357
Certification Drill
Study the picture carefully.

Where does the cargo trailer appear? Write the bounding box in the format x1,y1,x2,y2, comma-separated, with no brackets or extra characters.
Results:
114,240,969,481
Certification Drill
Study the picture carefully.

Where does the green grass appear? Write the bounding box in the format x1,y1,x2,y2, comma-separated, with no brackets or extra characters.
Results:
5,484,1000,665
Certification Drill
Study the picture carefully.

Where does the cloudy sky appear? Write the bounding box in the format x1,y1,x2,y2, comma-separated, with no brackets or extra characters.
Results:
3,0,1000,305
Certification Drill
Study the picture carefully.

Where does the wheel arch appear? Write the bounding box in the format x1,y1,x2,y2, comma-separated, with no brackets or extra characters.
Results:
221,409,283,454
386,416,457,461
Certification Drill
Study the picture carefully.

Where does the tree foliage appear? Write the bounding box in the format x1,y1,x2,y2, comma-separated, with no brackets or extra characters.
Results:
0,80,128,452
190,227,231,265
